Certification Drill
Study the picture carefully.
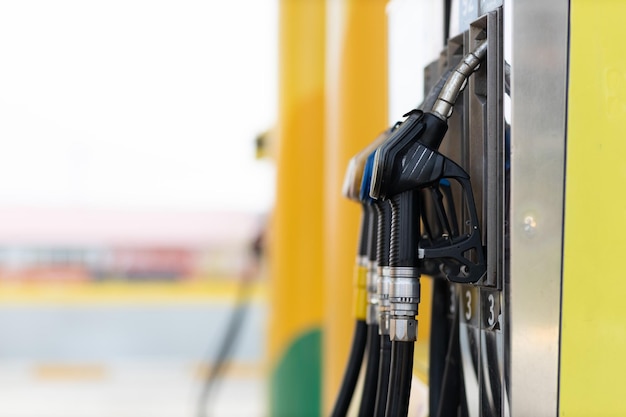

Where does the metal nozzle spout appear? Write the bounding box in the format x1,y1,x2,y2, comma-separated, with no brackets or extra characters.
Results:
431,39,488,120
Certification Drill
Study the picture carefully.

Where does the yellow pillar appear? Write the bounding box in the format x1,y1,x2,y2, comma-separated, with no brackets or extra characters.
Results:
324,0,388,412
269,1,326,416
560,1,626,415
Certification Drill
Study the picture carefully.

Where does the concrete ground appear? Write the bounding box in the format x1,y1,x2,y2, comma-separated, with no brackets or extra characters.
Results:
0,301,268,417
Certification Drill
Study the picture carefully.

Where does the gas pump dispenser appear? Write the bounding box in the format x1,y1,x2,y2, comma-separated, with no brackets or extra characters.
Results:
415,10,507,416
370,38,491,417
273,1,626,415
332,32,499,415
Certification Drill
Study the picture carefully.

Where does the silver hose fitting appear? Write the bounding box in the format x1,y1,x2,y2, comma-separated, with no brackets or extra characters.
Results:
377,266,392,335
389,266,421,342
366,260,379,325
431,39,488,120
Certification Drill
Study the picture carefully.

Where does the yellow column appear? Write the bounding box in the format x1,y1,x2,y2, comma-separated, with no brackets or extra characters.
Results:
560,1,626,415
324,0,388,412
269,1,325,416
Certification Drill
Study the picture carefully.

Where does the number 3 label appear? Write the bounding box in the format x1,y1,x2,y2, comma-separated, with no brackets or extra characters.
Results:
465,290,472,321
487,294,495,326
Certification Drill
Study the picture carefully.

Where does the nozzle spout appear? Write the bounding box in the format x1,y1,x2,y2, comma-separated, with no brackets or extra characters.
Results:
431,39,488,120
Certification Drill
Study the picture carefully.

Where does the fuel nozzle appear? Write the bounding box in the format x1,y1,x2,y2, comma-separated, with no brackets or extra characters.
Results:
370,110,449,200
369,110,448,342
368,40,488,343
353,121,403,336
371,114,486,285
342,130,392,324
431,39,488,120
343,130,393,205
361,149,389,333
330,131,394,417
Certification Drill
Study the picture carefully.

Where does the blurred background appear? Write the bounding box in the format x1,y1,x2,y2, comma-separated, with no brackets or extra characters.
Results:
0,1,276,416
1,2,617,417
0,0,447,415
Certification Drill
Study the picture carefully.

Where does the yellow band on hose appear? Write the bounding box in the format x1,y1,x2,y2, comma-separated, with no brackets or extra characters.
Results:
353,264,368,320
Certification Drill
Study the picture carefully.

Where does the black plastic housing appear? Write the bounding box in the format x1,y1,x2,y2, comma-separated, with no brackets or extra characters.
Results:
369,110,486,284
370,111,451,200
389,191,421,268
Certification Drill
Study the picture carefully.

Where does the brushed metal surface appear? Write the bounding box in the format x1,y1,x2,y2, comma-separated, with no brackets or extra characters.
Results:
507,1,569,415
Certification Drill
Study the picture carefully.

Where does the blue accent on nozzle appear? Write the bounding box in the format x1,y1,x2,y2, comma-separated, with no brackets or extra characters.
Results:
360,151,377,204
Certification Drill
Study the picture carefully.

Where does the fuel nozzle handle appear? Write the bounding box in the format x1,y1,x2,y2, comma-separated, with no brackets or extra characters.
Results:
370,110,486,284
368,108,490,342
368,111,449,343
370,110,449,200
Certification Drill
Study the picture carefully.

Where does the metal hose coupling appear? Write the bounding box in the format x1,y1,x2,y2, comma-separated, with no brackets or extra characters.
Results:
353,256,369,321
431,39,488,120
389,266,421,342
377,266,391,335
366,259,379,326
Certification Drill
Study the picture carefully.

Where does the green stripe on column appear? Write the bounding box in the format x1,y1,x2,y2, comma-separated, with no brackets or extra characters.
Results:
270,329,322,417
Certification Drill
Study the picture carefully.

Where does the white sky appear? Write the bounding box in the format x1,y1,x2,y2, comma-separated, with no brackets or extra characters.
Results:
0,0,277,213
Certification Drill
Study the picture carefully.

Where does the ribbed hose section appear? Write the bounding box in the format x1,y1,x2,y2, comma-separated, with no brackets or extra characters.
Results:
374,336,392,417
330,320,368,417
384,341,414,417
376,200,392,337
388,195,401,268
357,324,381,417
375,201,391,268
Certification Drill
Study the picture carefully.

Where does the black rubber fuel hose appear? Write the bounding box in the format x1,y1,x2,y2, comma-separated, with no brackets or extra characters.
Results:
374,335,392,417
384,341,414,417
330,320,368,417
358,324,381,417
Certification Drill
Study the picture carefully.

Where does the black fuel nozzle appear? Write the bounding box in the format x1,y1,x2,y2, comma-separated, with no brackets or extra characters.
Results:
368,39,489,417
370,109,486,287
367,39,489,285
370,110,448,200
366,111,441,342
368,38,490,285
